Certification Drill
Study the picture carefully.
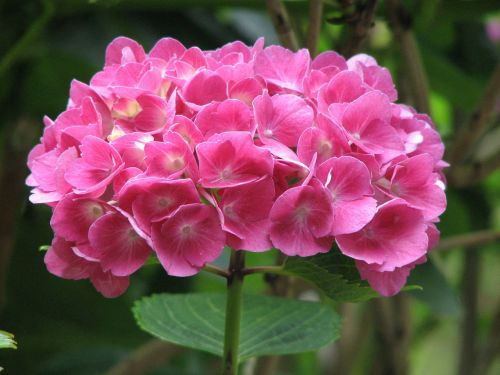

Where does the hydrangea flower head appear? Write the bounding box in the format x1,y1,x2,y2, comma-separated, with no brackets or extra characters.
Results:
27,36,447,297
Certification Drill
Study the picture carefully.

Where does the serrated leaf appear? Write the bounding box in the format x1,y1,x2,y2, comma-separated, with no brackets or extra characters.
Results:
133,293,341,359
0,330,17,349
284,251,379,302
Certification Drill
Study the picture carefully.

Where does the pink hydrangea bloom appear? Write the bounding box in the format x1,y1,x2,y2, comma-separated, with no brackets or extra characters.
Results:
27,36,447,298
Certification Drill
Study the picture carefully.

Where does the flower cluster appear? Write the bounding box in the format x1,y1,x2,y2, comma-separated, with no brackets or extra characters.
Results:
27,37,447,298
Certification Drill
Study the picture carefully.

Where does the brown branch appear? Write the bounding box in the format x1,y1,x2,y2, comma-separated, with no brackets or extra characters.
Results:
386,0,429,113
371,295,411,375
265,0,300,51
435,230,500,252
447,62,500,166
305,0,323,56
474,303,500,375
104,339,182,375
342,0,379,58
458,250,480,375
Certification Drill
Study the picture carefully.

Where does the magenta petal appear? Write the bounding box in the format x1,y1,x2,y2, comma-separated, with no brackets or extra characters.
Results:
105,37,145,66
51,195,109,243
90,269,130,298
356,260,411,297
44,237,94,280
151,203,225,276
195,99,254,138
88,212,151,276
181,70,227,106
270,185,333,256
336,199,428,270
332,197,377,235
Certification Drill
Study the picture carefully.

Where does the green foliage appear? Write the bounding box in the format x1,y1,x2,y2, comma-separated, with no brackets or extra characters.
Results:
0,330,17,349
284,251,380,302
133,293,341,359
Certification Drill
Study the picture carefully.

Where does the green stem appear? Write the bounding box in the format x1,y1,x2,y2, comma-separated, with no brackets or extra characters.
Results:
222,250,245,375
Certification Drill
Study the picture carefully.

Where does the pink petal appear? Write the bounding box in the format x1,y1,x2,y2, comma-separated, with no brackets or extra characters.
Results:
44,237,95,280
270,185,333,256
51,195,110,243
336,199,428,270
181,70,227,107
253,92,314,147
255,46,310,92
105,37,146,67
195,99,254,138
151,203,225,276
196,131,274,188
88,212,152,276
149,37,186,61
90,268,130,298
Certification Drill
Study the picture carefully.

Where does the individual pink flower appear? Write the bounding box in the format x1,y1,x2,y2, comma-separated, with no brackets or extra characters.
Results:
151,203,225,276
270,184,333,256
65,135,124,194
336,199,428,271
253,91,314,147
316,156,377,235
196,131,274,188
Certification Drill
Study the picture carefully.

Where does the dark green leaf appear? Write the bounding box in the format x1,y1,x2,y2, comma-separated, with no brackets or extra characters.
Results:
133,293,341,359
284,251,379,302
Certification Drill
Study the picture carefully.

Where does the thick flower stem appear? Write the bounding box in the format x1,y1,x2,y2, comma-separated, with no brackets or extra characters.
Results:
222,250,245,375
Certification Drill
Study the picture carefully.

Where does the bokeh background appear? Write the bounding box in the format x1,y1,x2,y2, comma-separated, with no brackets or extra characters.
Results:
0,1,499,374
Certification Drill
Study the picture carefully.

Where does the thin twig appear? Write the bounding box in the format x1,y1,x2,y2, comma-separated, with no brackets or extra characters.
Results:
447,62,500,166
265,0,300,51
448,149,500,187
305,0,324,56
435,230,500,252
386,0,430,113
203,263,229,278
104,339,182,375
341,0,379,58
242,265,284,276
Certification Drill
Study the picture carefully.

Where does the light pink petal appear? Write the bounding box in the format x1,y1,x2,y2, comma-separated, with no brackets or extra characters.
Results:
149,37,186,61
88,212,152,276
195,99,254,138
105,37,146,67
65,135,124,193
134,93,174,133
341,91,392,135
255,46,310,92
316,156,374,200
331,197,377,235
111,132,154,169
254,92,314,147
196,131,274,188
270,185,333,256
229,78,264,106
151,203,225,276
317,71,365,111
181,70,227,107
169,116,204,151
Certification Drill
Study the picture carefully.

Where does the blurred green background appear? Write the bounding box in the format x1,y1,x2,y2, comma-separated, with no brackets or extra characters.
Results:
0,0,499,374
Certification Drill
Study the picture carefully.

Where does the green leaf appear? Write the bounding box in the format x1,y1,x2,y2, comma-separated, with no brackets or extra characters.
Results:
0,330,17,349
133,293,341,359
283,250,379,302
407,258,460,316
